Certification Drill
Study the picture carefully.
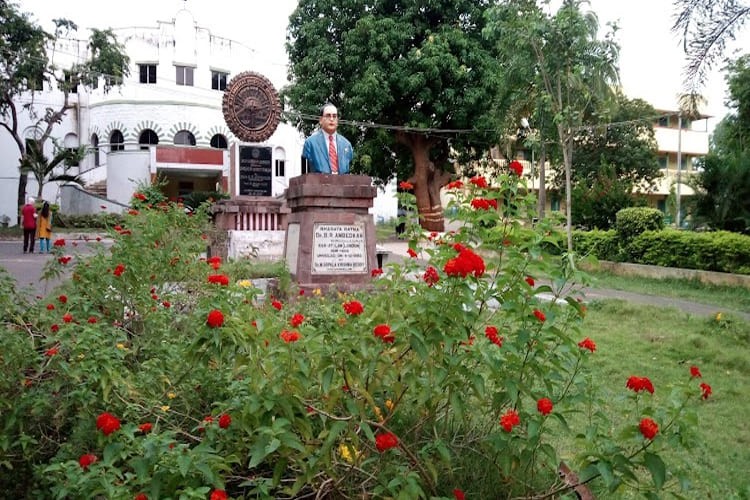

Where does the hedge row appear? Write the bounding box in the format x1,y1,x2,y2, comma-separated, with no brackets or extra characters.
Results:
573,229,750,275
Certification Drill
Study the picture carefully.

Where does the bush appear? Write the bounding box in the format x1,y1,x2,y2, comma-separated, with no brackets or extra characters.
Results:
626,229,750,274
573,229,619,260
0,175,711,498
54,212,125,229
615,207,664,241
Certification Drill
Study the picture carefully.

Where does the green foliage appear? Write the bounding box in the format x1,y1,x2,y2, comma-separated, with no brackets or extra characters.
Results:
19,139,86,197
182,191,230,211
615,207,665,241
571,166,645,229
0,176,709,498
626,229,750,274
54,212,125,229
573,229,620,261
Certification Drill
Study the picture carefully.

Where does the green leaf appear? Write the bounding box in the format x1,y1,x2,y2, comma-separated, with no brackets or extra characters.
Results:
596,460,615,487
450,390,464,422
177,452,192,477
644,452,666,490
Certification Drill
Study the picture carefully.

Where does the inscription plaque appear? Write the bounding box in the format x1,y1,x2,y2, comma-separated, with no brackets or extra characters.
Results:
312,223,367,274
238,146,272,196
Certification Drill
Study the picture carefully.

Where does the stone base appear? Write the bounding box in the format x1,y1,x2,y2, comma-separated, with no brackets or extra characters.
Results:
284,174,378,291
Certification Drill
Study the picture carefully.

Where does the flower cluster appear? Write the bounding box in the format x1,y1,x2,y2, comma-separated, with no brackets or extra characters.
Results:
639,418,659,440
537,398,553,416
578,337,596,352
207,274,230,286
469,176,488,188
422,266,439,286
626,376,655,394
373,324,395,344
375,432,399,452
343,300,364,316
484,326,502,347
508,160,523,176
206,309,224,328
113,263,125,277
444,244,485,278
95,412,121,436
280,330,301,343
500,409,520,432
470,197,498,211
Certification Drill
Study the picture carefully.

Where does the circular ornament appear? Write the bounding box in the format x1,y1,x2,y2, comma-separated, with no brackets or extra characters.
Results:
222,71,281,143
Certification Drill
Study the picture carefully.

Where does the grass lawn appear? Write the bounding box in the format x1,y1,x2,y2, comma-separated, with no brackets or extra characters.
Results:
573,299,750,498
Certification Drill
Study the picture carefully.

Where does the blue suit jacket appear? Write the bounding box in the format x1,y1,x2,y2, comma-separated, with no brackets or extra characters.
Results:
302,130,354,174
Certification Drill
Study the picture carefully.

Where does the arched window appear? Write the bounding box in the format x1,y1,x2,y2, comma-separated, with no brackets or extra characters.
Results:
64,133,80,166
110,130,124,151
210,134,228,149
174,130,196,146
91,134,100,166
139,129,159,150
274,147,286,177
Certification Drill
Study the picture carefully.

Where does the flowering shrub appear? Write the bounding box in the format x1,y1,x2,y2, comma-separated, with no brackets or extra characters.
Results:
0,175,712,498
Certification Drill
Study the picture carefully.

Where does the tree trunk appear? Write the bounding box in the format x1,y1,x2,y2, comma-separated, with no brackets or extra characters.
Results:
559,124,573,252
538,139,547,219
396,131,451,232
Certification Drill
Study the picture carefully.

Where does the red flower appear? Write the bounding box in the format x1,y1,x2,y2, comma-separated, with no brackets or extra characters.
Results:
46,303,55,311
470,198,498,211
210,490,228,500
87,316,98,324
78,453,97,470
62,313,73,323
626,376,655,394
500,409,520,432
469,176,488,188
690,365,702,378
700,382,712,400
422,266,440,286
375,432,399,452
134,494,148,500
133,192,147,201
453,489,465,500
280,329,301,343
533,309,546,322
218,414,231,429
343,300,364,316
51,324,59,332
537,398,554,416
206,256,222,267
207,309,224,328
53,238,66,247
508,160,523,176
444,246,485,278
128,209,140,216
446,180,464,190
407,248,418,258
484,326,502,347
138,422,153,433
45,346,59,357
578,337,596,353
639,418,659,440
58,295,68,304
96,412,121,436
371,268,384,277
290,313,305,327
525,276,535,287
271,299,283,311
207,274,230,286
373,324,395,343
399,181,414,190
113,263,126,277
58,256,72,265
162,301,171,308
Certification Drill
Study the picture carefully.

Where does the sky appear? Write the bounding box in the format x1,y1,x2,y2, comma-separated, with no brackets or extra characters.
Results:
15,0,749,129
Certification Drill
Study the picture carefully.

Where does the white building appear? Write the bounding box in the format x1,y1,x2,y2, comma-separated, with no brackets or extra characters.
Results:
0,5,398,225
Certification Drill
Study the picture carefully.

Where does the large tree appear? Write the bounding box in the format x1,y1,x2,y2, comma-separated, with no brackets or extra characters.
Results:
284,0,502,231
0,2,128,222
486,0,620,250
690,54,750,233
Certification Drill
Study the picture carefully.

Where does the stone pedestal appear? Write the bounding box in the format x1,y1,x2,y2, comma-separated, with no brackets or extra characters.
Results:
284,174,378,293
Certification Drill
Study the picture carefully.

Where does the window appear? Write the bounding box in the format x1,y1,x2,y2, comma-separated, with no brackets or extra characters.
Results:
275,159,286,177
139,129,159,150
657,199,666,212
657,116,669,128
210,134,228,149
301,156,310,175
176,66,194,86
679,155,688,170
550,196,560,212
211,71,228,91
110,130,125,151
178,181,194,197
174,130,196,146
658,156,667,169
63,71,78,94
139,64,157,84
91,134,100,166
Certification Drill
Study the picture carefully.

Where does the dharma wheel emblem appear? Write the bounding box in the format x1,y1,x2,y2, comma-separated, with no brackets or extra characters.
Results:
222,71,281,143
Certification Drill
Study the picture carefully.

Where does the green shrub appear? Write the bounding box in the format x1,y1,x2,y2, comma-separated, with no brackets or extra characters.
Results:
573,229,619,260
54,212,125,229
626,229,750,274
615,207,664,241
0,175,709,498
182,191,230,211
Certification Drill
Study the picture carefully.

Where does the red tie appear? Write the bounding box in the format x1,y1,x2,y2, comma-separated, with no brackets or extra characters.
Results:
328,134,339,174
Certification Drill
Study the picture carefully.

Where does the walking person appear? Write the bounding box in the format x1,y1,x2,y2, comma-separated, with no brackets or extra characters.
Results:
36,201,53,253
21,196,37,254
